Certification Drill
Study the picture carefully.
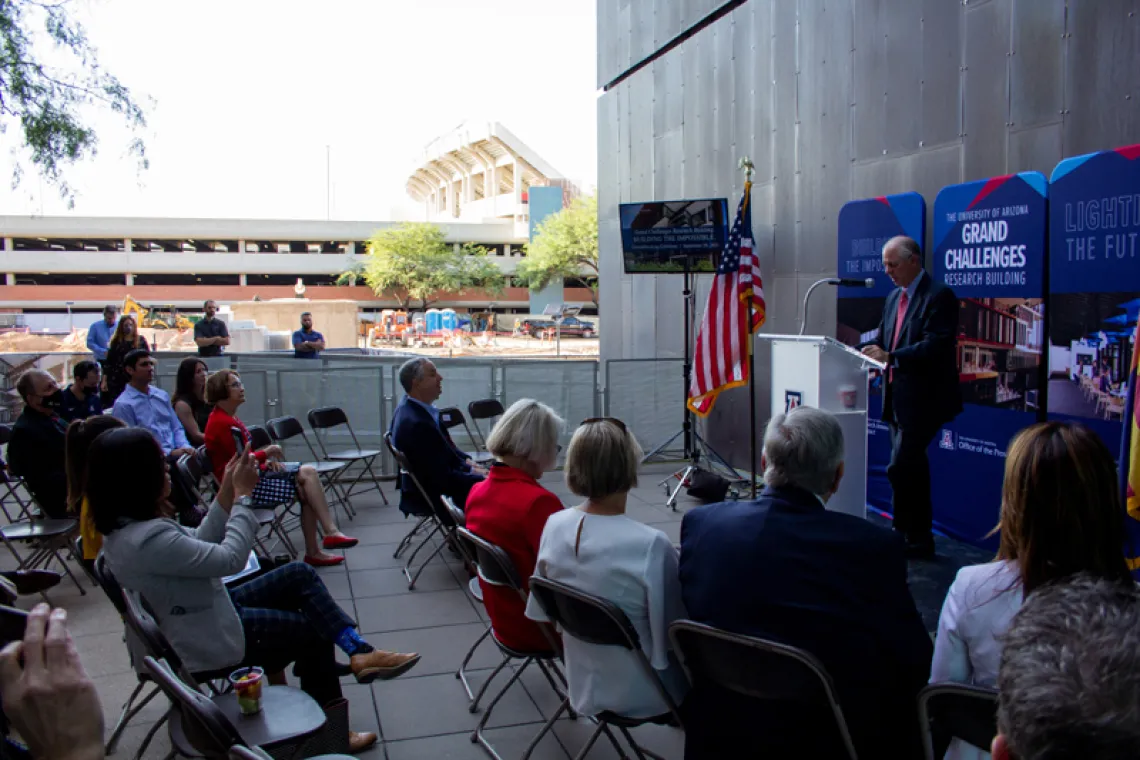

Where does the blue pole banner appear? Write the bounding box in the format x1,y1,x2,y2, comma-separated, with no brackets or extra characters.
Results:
930,172,1048,549
1047,145,1140,463
835,192,926,516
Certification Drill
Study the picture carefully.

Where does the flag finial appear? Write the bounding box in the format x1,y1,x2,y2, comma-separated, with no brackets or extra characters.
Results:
738,156,754,183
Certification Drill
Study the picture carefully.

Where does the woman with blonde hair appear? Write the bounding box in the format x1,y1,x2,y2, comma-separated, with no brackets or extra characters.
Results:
103,315,149,402
930,420,1131,760
464,399,565,652
525,417,688,719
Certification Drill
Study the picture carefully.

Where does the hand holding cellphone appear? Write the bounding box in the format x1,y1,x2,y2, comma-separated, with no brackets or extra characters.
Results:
230,426,246,454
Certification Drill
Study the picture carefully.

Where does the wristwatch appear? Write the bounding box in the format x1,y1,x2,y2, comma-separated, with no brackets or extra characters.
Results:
234,495,253,508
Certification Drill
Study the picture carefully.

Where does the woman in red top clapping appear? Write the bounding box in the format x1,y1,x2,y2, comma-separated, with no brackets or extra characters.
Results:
203,369,357,567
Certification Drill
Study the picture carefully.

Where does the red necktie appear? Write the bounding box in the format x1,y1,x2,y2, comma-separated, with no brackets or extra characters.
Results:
889,290,909,382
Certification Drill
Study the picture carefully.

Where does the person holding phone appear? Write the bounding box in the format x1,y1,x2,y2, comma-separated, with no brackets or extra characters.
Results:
203,369,357,567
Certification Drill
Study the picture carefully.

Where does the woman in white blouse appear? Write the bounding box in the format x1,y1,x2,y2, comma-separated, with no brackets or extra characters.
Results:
931,421,1131,760
525,417,688,719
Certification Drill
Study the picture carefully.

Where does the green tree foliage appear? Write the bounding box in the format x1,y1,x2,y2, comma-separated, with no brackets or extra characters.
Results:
356,222,505,310
1,0,149,203
516,195,599,306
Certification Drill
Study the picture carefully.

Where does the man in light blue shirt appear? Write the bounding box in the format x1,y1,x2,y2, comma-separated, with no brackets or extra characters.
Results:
86,305,118,361
111,349,193,458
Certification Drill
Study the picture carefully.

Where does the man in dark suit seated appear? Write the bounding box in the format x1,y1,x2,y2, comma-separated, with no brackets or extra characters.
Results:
389,358,485,521
8,370,69,519
678,406,932,760
861,235,962,558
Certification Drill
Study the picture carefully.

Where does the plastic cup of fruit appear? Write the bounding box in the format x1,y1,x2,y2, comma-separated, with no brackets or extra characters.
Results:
229,666,265,715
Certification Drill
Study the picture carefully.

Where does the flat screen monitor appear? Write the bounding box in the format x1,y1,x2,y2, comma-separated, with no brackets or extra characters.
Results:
619,198,728,274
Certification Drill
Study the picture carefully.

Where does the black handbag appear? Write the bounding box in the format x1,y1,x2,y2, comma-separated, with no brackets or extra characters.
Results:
686,468,730,503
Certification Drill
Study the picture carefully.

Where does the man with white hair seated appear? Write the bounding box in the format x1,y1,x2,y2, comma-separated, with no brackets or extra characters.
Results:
678,405,932,760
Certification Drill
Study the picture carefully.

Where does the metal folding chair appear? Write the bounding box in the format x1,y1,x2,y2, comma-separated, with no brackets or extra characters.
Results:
0,506,84,597
466,399,504,454
306,406,389,509
0,426,34,522
384,432,466,590
918,682,999,760
456,527,568,760
528,577,684,760
438,407,494,465
265,415,351,520
668,619,858,759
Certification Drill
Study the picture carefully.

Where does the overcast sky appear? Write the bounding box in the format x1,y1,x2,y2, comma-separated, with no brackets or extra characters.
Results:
2,0,597,221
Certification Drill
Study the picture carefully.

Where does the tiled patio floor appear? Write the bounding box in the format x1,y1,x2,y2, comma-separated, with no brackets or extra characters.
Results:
10,462,983,758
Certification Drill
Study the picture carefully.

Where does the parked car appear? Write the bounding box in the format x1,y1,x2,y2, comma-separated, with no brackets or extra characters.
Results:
520,316,597,338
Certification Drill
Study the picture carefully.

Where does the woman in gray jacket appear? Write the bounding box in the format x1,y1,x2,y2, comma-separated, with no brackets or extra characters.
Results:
95,428,420,754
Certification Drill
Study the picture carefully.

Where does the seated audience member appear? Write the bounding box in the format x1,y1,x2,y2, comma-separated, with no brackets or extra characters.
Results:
60,360,103,422
171,357,211,447
389,358,485,518
931,421,1130,760
66,415,126,567
464,399,564,652
0,604,105,760
111,349,203,525
95,430,420,754
8,370,69,519
525,418,688,719
992,575,1140,760
203,369,358,567
103,315,149,403
679,406,931,759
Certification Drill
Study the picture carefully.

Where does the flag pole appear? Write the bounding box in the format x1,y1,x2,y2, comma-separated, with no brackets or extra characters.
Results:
739,157,757,499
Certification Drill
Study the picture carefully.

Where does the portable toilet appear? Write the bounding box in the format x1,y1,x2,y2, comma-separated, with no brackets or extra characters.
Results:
425,308,442,334
440,308,458,332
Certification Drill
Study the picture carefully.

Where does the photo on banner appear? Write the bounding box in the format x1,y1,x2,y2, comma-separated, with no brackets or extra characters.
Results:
835,192,926,515
930,172,1048,549
1047,145,1140,460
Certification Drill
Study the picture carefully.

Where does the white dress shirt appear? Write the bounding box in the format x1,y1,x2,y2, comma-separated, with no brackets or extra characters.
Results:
930,560,1023,760
525,507,689,719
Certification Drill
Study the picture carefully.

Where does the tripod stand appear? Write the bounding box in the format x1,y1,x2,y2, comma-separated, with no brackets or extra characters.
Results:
641,257,741,510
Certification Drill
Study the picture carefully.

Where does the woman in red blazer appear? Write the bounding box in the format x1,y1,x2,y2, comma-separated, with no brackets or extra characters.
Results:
464,399,565,653
204,369,357,566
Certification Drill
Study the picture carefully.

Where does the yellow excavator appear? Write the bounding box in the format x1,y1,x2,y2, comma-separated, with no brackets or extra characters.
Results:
122,296,195,330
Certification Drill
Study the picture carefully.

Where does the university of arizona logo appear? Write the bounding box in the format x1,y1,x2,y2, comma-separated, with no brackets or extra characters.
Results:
939,429,955,451
784,390,802,412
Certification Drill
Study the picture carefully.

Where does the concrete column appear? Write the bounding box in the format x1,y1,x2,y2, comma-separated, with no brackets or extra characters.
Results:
5,274,14,286
513,160,523,205
453,243,461,255
125,273,134,286
483,170,493,201
124,237,132,252
238,239,247,254
346,241,356,255
239,274,247,287
3,238,12,252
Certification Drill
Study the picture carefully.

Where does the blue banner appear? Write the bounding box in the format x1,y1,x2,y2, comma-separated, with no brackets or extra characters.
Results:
1047,145,1140,462
835,193,926,515
931,173,1048,549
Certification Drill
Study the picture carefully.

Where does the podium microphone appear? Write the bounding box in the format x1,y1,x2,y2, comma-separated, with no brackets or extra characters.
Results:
799,277,875,335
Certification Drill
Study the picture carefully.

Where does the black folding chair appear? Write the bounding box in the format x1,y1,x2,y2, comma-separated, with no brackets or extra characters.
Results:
384,432,471,590
918,682,999,760
0,507,84,597
438,407,494,465
442,495,483,603
456,527,567,760
528,576,684,760
177,454,297,560
227,746,354,760
306,406,389,509
246,425,273,451
668,619,858,759
0,426,34,522
144,656,327,760
466,399,504,454
266,415,350,519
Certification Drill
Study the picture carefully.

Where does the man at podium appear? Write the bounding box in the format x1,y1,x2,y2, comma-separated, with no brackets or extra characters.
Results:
861,236,961,559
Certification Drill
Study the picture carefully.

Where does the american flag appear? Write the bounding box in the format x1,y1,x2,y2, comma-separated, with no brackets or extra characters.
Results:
687,183,766,417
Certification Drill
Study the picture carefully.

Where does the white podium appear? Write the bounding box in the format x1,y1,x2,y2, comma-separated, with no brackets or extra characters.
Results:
754,335,885,519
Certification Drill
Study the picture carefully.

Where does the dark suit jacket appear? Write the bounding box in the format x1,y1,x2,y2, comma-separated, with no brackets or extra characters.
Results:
8,408,69,519
388,397,483,517
870,272,962,429
678,486,933,759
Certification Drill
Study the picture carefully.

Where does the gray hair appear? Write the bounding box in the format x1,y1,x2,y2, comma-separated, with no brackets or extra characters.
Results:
997,574,1140,760
884,235,921,261
15,369,52,401
762,406,844,496
398,358,431,393
486,399,564,470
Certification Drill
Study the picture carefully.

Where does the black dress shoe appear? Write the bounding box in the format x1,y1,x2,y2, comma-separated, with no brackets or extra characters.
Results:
905,539,936,560
0,570,62,596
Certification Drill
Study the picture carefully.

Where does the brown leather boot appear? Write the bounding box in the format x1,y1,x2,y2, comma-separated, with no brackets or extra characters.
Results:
348,730,378,753
349,649,421,683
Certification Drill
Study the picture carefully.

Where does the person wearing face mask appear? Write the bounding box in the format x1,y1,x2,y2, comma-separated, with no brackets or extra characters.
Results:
8,370,70,519
677,406,931,760
59,360,104,423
